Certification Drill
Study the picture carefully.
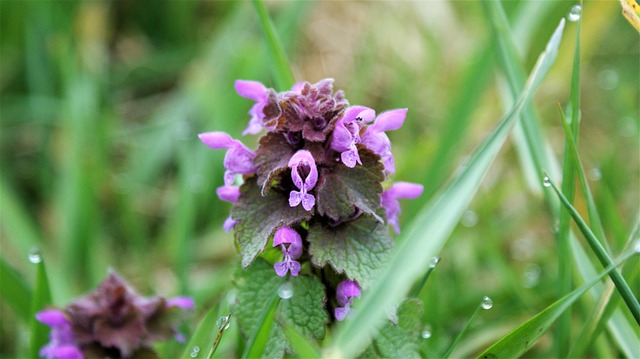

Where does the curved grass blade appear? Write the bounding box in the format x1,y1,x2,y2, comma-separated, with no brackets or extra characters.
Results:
477,250,637,358
241,293,280,359
547,179,640,324
252,0,295,90
0,258,32,323
283,324,321,359
29,258,52,359
180,303,225,359
328,18,566,358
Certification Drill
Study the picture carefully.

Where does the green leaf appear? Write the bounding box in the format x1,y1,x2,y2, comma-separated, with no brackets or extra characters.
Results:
29,259,52,359
371,299,424,359
232,177,312,268
477,251,636,358
308,215,393,289
0,258,32,323
235,260,329,358
316,148,385,224
328,18,565,358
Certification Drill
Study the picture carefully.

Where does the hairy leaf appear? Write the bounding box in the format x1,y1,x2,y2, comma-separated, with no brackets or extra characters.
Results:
316,148,385,224
308,215,393,289
232,177,312,268
254,132,295,194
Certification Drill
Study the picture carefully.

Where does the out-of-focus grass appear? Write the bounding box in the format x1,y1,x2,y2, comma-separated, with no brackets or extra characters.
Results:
0,1,637,358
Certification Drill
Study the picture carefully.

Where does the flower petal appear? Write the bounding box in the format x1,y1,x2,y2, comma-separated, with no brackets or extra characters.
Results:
336,280,361,306
289,191,302,207
288,260,301,276
223,217,237,232
36,309,68,327
274,261,289,277
273,227,302,247
386,182,424,200
370,108,407,133
301,193,316,212
234,80,267,101
334,307,350,321
166,296,195,310
216,185,240,203
198,132,236,150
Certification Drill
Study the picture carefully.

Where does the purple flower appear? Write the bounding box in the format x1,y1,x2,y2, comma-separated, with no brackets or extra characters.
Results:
381,182,423,233
334,280,361,321
36,309,82,359
330,106,376,168
361,108,408,175
288,150,318,211
166,296,195,310
223,217,238,233
216,185,240,203
235,80,275,135
273,227,303,277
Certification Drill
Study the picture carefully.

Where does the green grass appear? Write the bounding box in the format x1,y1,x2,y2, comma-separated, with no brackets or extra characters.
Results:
0,1,638,358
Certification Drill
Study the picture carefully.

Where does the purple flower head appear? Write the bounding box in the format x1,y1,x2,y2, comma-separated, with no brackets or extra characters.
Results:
280,79,349,141
216,185,240,203
36,309,82,359
381,182,423,234
235,80,281,135
330,106,376,168
334,280,361,321
361,108,408,175
273,227,303,277
288,150,318,211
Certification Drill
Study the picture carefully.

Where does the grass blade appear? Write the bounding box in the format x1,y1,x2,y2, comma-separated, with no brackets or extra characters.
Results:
29,257,52,359
241,293,280,359
547,179,640,324
477,249,637,358
283,324,321,359
0,258,33,323
252,0,295,90
328,18,566,358
180,304,228,359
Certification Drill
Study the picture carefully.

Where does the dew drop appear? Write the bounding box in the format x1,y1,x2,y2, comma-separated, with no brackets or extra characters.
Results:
634,240,640,254
428,257,441,269
568,4,582,22
551,219,560,234
190,346,200,357
421,325,432,339
543,176,551,187
522,264,542,288
588,168,602,181
28,247,42,264
481,296,493,310
461,210,478,227
278,282,294,299
216,315,231,331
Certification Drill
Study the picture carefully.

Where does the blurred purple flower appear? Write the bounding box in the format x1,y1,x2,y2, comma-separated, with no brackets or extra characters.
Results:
334,280,361,321
36,309,83,359
273,227,303,277
288,150,318,211
330,106,376,168
361,108,408,175
381,182,423,233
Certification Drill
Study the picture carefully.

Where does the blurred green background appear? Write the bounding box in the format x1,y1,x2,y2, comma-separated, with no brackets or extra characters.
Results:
0,1,638,357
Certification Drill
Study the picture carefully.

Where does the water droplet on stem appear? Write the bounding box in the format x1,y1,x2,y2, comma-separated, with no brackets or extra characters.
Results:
568,4,582,21
421,325,432,339
481,296,493,310
543,176,551,187
429,257,441,269
216,315,231,330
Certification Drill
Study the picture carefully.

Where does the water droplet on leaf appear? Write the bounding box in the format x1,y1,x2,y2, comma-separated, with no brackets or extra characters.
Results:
543,176,551,187
278,282,294,299
216,315,231,330
428,257,441,269
190,346,200,357
568,5,582,21
481,296,493,310
28,247,42,264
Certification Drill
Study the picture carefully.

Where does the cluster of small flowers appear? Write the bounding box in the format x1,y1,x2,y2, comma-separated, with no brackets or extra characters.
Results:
36,271,193,359
199,79,422,320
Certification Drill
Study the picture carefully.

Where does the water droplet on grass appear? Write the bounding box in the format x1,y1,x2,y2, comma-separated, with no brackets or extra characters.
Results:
568,5,582,21
481,296,493,310
543,176,551,187
216,315,231,330
190,346,200,357
588,168,602,181
421,325,432,339
28,247,42,263
634,240,640,253
429,257,441,269
461,210,478,227
278,282,294,299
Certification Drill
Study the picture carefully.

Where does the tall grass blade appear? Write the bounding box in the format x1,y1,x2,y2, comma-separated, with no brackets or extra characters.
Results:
547,179,640,324
0,258,32,323
241,294,280,359
29,258,53,359
283,325,321,358
477,249,637,358
252,0,295,90
328,18,566,358
180,304,223,359
0,175,42,255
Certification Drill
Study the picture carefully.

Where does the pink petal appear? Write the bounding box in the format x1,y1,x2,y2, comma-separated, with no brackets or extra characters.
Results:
387,182,423,200
301,194,316,211
289,191,302,207
217,186,240,203
274,261,288,277
334,307,350,321
198,132,236,150
166,296,195,310
289,261,301,276
223,217,237,232
36,309,68,327
273,227,301,247
234,80,267,101
370,108,407,133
